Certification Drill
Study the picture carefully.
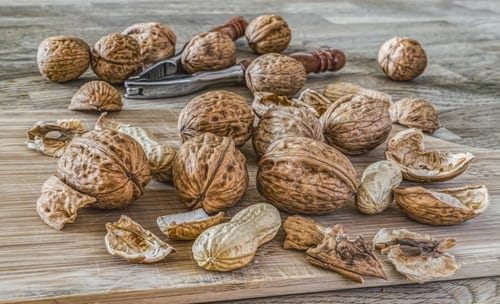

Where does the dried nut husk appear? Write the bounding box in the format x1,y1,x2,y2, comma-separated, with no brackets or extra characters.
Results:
192,203,281,271
373,228,460,283
26,119,88,157
57,129,151,209
181,32,236,74
96,113,176,183
323,82,392,105
378,37,427,81
36,176,97,230
296,88,332,116
393,185,489,225
257,137,357,215
245,53,306,97
385,128,475,182
252,107,324,157
172,133,248,214
69,81,122,112
251,91,319,118
37,36,90,82
123,22,176,65
157,209,225,240
90,33,142,84
178,90,254,147
306,225,387,283
245,14,291,54
320,94,392,155
355,160,402,215
390,97,440,133
105,215,175,263
283,215,331,251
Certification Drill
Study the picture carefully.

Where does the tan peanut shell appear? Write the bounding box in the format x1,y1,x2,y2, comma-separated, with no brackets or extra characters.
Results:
378,37,427,81
245,14,291,54
393,185,489,225
251,91,319,118
320,94,392,155
157,209,225,240
123,22,176,65
297,88,332,116
172,133,248,214
323,82,392,105
390,97,440,133
283,215,331,251
37,36,90,82
192,203,281,271
178,90,254,147
69,81,122,112
257,137,357,214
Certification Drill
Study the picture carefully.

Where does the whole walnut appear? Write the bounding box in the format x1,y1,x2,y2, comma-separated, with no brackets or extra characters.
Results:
181,32,236,74
69,80,122,112
90,33,142,84
320,94,392,155
245,14,291,54
253,107,324,157
123,22,176,65
172,133,248,214
378,37,427,81
257,137,357,215
245,53,306,96
37,36,90,82
178,90,254,147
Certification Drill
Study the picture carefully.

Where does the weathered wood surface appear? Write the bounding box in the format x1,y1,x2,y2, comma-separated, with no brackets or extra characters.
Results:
0,0,499,303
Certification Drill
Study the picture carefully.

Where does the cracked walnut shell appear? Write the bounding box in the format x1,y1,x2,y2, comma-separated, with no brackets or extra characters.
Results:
323,82,392,105
296,88,332,116
123,22,176,65
69,81,122,112
283,215,331,251
390,97,440,133
157,209,225,240
378,37,427,81
251,91,319,118
245,14,291,54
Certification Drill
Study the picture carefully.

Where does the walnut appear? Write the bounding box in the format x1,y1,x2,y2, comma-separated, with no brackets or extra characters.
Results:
245,53,306,97
181,32,236,74
90,33,142,84
296,88,332,115
37,36,90,82
257,137,357,214
390,97,440,133
378,37,427,81
69,81,122,112
245,14,291,54
252,107,324,157
178,90,254,147
123,22,176,66
157,209,225,240
320,94,392,155
172,133,248,214
323,82,392,105
251,91,319,118
283,215,331,251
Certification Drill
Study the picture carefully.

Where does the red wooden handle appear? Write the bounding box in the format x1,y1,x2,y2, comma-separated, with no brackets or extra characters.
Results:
209,16,248,41
290,49,346,74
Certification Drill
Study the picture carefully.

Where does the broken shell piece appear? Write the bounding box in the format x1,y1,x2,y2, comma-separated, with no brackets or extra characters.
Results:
251,91,319,118
36,175,97,230
69,80,122,112
323,82,392,104
283,215,331,251
105,215,175,263
26,119,88,157
296,88,332,115
373,228,460,283
385,128,475,182
96,113,176,183
393,185,489,225
306,224,387,283
157,209,225,240
390,97,440,134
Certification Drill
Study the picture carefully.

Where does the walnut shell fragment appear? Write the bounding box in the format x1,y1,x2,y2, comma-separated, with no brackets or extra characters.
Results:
373,228,460,283
306,225,387,283
296,88,332,116
105,215,175,263
69,81,122,112
123,22,176,65
323,82,392,105
393,185,489,225
385,128,475,182
355,160,402,215
96,113,176,183
173,133,248,214
283,215,331,251
245,14,291,54
157,209,225,240
378,37,427,81
251,91,318,118
26,119,88,157
390,97,440,133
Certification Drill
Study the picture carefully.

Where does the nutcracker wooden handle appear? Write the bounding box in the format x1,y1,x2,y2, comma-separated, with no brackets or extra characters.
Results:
209,16,249,41
290,49,346,74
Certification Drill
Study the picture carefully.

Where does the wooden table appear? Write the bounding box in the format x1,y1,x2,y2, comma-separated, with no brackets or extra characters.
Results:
1,1,499,303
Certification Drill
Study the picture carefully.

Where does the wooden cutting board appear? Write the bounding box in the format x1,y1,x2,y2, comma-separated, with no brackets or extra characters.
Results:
0,109,499,304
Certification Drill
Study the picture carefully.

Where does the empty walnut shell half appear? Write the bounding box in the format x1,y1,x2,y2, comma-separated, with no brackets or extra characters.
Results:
283,215,331,251
251,91,318,118
385,128,475,182
320,94,392,155
257,137,357,214
245,14,291,54
69,81,122,112
253,106,324,157
378,37,427,81
390,97,440,134
355,160,402,215
105,215,175,263
157,209,225,240
173,133,248,214
393,185,489,225
245,53,306,97
296,88,332,116
323,82,392,105
178,90,254,147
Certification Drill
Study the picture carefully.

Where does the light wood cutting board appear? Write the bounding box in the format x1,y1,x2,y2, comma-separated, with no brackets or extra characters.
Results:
0,109,499,304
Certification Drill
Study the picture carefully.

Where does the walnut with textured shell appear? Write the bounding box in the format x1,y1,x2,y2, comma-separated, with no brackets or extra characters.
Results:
157,209,225,240
69,81,122,112
390,97,440,133
245,14,291,54
123,22,176,65
378,37,427,81
323,82,392,105
251,92,319,118
283,215,331,251
296,88,332,115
